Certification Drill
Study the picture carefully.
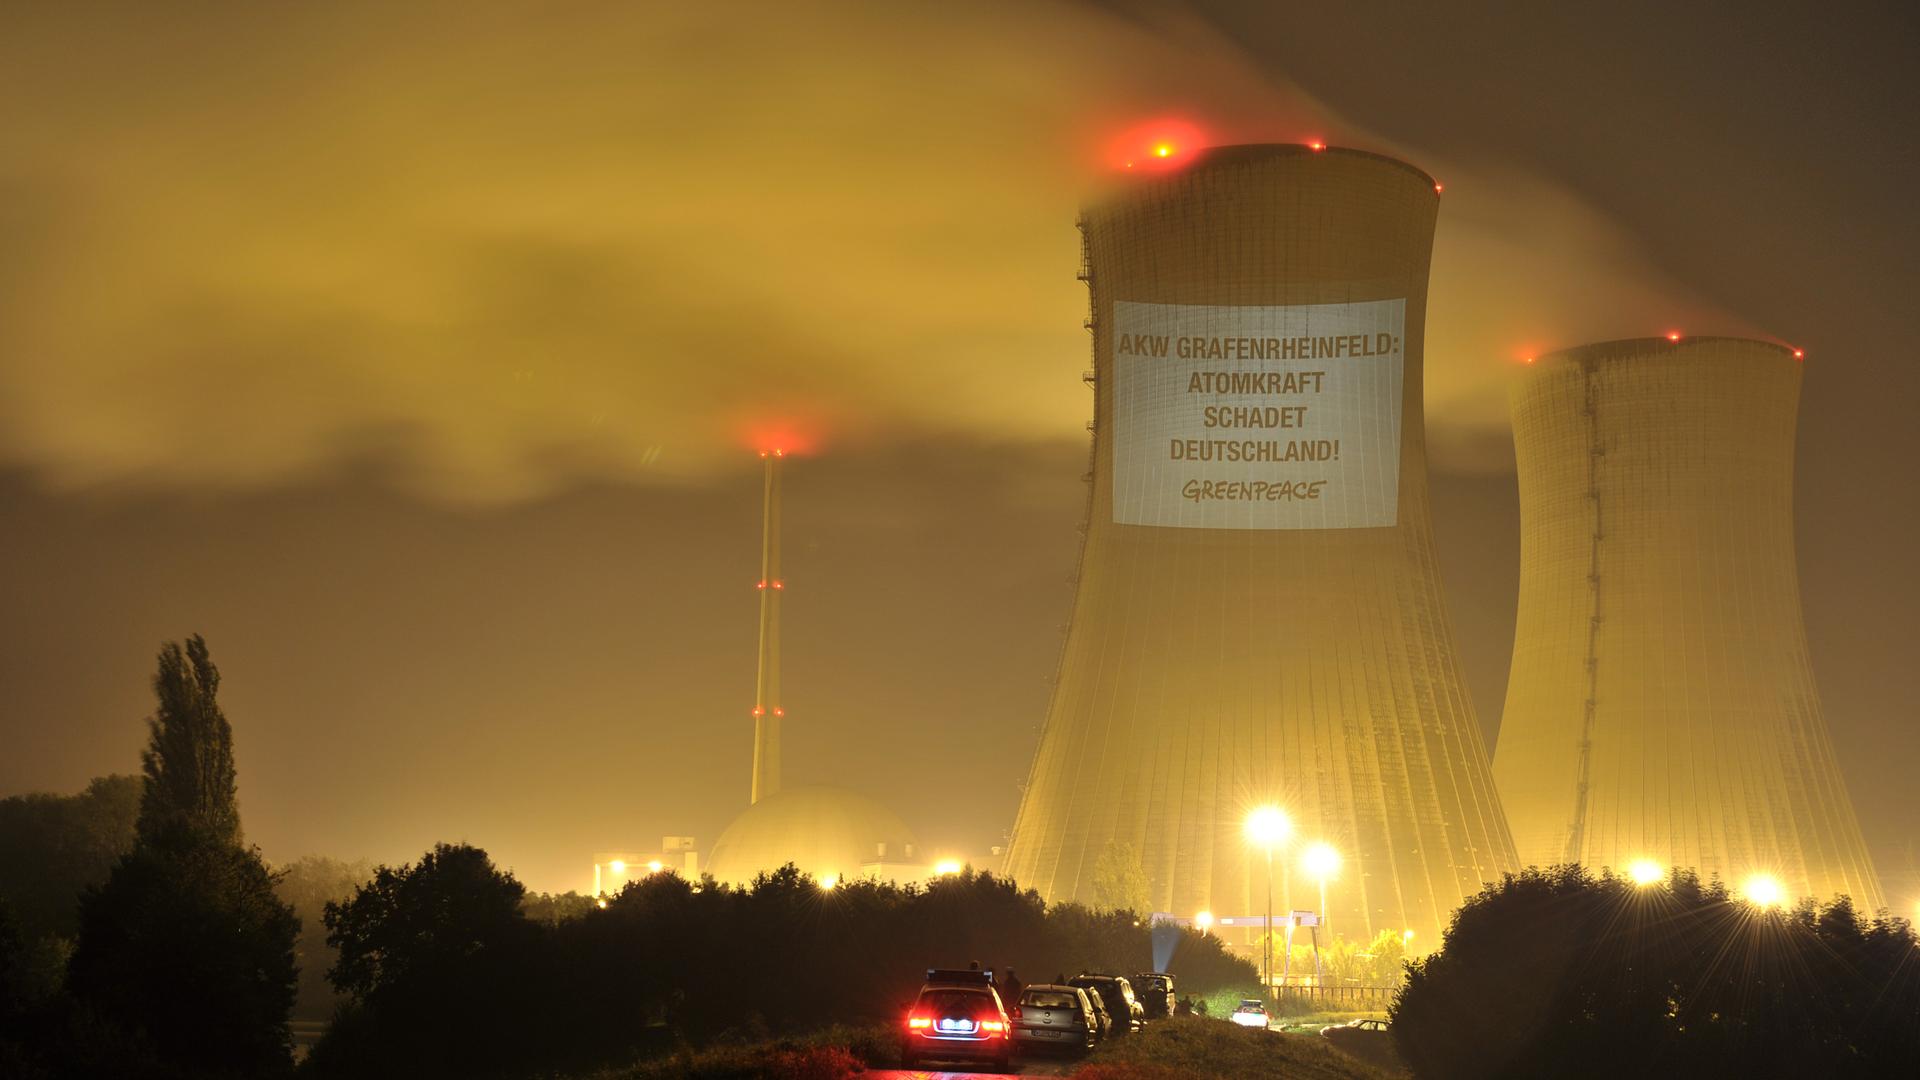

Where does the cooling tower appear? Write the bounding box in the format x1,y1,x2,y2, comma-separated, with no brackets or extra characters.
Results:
1494,337,1883,909
1004,145,1519,945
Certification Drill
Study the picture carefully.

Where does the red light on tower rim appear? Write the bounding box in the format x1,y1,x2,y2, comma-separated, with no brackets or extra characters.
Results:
1792,348,1805,360
1666,331,1683,343
1108,117,1208,173
1309,140,1326,152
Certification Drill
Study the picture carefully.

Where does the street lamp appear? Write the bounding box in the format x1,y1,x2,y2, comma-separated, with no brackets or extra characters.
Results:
1244,806,1293,993
1300,842,1340,985
1195,910,1214,934
1300,843,1341,936
1627,859,1664,887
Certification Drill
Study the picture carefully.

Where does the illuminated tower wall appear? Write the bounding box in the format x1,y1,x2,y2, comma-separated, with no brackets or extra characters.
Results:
1494,337,1882,909
1004,145,1519,944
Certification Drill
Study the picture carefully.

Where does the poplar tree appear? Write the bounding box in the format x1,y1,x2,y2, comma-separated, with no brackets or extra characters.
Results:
135,634,240,847
68,635,297,1077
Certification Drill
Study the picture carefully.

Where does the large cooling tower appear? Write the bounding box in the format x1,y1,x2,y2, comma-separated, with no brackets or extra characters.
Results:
1004,145,1518,944
1494,337,1882,909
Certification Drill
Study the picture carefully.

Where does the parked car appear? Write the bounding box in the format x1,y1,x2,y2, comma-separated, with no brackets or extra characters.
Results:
1132,972,1176,1019
1009,984,1099,1055
1079,982,1115,1040
1068,973,1144,1034
1320,1018,1390,1036
1230,998,1271,1029
902,972,1012,1070
1320,1017,1401,1070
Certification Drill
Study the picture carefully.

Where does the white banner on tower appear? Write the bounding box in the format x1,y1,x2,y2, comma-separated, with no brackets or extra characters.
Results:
1110,299,1405,530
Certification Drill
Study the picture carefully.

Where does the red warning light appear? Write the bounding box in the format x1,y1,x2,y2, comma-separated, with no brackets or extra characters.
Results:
1792,348,1805,360
756,580,767,589
1524,356,1536,365
1666,331,1683,343
1433,182,1444,193
1309,140,1326,152
771,580,784,590
1107,117,1207,173
751,706,764,717
773,707,785,717
740,421,818,459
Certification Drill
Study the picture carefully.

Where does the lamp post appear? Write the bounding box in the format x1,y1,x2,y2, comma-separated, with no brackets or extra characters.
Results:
1301,843,1340,985
1244,806,1293,996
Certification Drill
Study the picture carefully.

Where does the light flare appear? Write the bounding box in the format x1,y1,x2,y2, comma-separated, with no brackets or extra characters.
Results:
1742,873,1786,909
1243,806,1293,849
1301,842,1341,880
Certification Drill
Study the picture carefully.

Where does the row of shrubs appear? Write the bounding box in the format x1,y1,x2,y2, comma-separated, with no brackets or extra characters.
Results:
307,844,1260,1077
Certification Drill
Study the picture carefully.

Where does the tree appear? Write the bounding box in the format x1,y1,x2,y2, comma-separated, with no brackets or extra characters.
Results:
520,890,597,927
275,856,373,1021
1362,927,1408,987
316,844,545,1077
65,635,298,1078
136,635,239,848
68,840,298,1077
0,775,140,939
1391,866,1920,1079
1090,839,1151,914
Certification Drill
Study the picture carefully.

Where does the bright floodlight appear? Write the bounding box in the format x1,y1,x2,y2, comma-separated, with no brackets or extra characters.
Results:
608,859,626,874
647,860,663,874
1194,910,1214,932
820,874,839,890
1742,873,1786,909
1301,842,1341,881
934,859,963,876
1244,806,1293,849
1628,859,1664,887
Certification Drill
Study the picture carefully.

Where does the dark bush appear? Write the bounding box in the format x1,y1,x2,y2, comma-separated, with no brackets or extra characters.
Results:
1391,865,1920,1079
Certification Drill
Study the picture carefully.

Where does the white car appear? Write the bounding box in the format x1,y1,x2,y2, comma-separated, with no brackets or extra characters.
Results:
1230,999,1271,1029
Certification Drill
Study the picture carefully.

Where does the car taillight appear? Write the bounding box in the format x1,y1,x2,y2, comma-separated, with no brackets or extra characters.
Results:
981,1020,1007,1033
907,1016,931,1029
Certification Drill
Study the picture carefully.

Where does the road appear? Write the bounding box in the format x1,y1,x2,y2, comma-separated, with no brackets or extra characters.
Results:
867,1055,1076,1078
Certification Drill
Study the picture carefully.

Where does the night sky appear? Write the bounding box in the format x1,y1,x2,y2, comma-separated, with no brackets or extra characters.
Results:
3,2,1914,901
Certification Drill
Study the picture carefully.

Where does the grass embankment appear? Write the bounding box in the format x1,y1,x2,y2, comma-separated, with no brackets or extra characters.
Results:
575,1024,890,1080
1075,1017,1395,1080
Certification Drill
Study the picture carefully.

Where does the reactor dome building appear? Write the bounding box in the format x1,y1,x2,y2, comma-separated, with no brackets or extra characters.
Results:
1493,337,1883,909
1003,144,1519,944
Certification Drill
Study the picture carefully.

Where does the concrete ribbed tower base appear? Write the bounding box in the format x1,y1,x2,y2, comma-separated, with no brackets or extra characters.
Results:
1004,146,1518,945
1494,337,1883,910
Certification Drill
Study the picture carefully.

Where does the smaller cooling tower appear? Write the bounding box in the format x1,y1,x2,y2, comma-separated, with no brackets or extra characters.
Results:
1494,337,1882,910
